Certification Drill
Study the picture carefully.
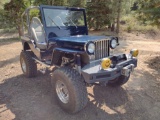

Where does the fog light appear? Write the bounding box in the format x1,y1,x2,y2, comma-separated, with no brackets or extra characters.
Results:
101,58,111,70
130,49,139,57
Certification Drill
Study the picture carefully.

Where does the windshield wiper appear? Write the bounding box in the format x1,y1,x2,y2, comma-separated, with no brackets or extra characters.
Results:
48,16,61,29
63,12,77,28
69,18,77,28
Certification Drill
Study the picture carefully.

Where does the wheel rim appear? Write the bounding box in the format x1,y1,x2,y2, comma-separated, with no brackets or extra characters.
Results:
21,58,27,73
56,80,69,104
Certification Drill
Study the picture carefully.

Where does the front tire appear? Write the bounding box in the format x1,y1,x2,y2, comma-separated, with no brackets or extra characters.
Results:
107,75,130,87
51,67,88,114
20,51,37,77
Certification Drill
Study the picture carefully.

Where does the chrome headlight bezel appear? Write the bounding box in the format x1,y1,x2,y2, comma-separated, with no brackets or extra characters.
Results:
110,38,119,49
85,42,95,55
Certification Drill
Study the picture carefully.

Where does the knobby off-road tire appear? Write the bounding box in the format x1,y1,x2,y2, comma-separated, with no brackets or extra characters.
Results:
51,67,88,114
20,51,37,77
107,75,130,87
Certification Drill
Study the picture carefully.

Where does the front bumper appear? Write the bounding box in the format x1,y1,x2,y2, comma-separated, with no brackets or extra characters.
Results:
81,54,137,84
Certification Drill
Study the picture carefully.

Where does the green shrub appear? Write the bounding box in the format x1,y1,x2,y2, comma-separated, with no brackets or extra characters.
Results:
121,14,159,33
127,25,132,33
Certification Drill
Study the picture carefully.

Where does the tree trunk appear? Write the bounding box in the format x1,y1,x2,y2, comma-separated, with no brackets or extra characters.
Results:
51,0,54,5
116,0,122,34
111,23,115,32
17,25,23,37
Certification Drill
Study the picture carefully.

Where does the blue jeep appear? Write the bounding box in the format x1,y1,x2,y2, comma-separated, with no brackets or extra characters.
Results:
20,5,138,113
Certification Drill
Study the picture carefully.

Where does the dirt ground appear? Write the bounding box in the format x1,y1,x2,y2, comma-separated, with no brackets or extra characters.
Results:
0,32,160,120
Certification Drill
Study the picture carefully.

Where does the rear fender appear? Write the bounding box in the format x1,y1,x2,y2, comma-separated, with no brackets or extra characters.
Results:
21,36,41,59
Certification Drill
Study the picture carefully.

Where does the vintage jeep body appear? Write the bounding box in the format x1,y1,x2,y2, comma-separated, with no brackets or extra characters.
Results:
20,5,138,113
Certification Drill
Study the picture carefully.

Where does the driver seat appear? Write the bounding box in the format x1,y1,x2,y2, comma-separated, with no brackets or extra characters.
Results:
30,17,47,49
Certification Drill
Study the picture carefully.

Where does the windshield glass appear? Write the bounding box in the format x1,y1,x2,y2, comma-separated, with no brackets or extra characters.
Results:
43,8,85,27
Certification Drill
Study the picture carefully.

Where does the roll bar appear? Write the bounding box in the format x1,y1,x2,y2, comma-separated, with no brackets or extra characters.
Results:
21,6,39,36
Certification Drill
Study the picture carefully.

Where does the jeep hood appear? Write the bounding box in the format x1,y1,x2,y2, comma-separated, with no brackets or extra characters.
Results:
49,35,111,44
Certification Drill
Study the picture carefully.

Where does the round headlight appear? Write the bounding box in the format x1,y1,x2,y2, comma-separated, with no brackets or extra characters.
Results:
88,43,95,54
85,42,95,54
110,39,117,49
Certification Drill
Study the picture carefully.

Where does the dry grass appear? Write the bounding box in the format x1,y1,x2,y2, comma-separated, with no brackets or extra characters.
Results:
121,14,159,34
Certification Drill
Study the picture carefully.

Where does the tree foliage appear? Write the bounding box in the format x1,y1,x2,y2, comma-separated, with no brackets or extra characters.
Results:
34,0,68,6
137,0,160,27
0,0,10,9
3,0,30,36
68,0,85,7
86,0,122,31
34,0,85,7
0,0,10,28
0,0,127,35
86,1,111,30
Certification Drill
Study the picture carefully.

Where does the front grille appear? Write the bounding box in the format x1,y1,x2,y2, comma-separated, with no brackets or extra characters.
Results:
94,39,109,60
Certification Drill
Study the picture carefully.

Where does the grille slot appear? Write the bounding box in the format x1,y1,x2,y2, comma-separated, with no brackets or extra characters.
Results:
95,39,109,60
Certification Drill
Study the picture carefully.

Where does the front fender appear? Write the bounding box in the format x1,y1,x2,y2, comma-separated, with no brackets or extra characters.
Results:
51,47,85,66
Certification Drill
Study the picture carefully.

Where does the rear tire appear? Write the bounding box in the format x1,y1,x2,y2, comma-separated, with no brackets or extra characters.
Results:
20,51,37,77
107,75,130,87
51,67,88,114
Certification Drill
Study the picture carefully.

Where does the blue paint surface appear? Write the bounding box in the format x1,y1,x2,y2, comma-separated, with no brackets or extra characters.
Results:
49,35,110,43
54,47,84,53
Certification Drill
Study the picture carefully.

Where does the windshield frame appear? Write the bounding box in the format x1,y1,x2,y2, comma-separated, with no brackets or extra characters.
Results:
40,5,87,29
39,5,88,41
